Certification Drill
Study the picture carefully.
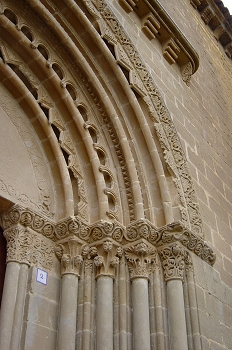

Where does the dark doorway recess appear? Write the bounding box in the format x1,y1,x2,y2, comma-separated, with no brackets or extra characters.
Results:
0,228,6,307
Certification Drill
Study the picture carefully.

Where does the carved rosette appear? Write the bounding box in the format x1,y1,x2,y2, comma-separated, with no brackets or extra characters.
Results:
158,244,187,282
93,240,122,278
125,240,157,280
55,238,83,276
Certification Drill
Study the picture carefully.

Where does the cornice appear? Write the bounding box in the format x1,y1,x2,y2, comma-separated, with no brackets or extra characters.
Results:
191,0,232,59
118,0,199,84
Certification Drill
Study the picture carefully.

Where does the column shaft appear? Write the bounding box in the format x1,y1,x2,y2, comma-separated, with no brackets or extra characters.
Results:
57,274,79,350
96,275,114,350
10,263,29,350
167,279,188,350
132,278,151,350
0,261,20,350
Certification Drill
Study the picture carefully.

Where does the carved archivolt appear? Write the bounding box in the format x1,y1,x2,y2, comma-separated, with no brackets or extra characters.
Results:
0,0,204,232
81,0,203,234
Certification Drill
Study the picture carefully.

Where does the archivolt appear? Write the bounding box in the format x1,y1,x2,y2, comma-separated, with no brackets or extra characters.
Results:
0,0,202,234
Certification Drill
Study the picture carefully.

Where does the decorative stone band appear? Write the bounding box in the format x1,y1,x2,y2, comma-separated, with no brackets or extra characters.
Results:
158,244,187,282
124,239,157,280
0,205,216,268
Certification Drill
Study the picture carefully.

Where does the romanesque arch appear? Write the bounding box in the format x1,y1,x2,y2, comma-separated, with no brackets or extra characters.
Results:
0,1,215,349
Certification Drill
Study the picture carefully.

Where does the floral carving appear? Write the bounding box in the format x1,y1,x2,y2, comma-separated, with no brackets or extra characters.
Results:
158,244,187,281
4,225,54,270
93,240,122,277
55,238,83,276
125,241,157,279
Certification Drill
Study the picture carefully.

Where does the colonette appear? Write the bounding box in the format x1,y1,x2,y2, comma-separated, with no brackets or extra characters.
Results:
0,0,217,349
0,204,215,350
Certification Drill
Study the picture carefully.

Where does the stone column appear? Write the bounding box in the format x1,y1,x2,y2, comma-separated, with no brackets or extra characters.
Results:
93,240,122,350
55,238,83,350
125,240,157,350
0,226,30,350
159,244,188,350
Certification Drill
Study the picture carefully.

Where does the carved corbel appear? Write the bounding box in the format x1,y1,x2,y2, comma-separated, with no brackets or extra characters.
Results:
141,13,161,40
158,243,187,282
190,0,201,9
124,239,157,280
201,7,215,25
55,238,84,276
162,38,180,65
118,0,137,13
93,240,123,278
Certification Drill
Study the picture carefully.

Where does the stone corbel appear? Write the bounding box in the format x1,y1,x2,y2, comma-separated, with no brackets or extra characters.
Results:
162,38,181,65
201,7,215,25
118,0,137,13
118,0,200,84
141,12,160,40
190,0,201,9
191,0,232,59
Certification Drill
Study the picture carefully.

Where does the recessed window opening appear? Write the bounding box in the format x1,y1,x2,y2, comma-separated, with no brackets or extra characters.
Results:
0,228,6,308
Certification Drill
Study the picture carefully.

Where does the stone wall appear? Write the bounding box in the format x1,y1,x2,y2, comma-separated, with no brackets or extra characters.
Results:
0,0,231,349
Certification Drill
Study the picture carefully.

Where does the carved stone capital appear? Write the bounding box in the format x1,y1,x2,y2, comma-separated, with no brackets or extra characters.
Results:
3,224,54,269
55,238,83,276
92,239,123,278
158,244,187,282
125,239,157,280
